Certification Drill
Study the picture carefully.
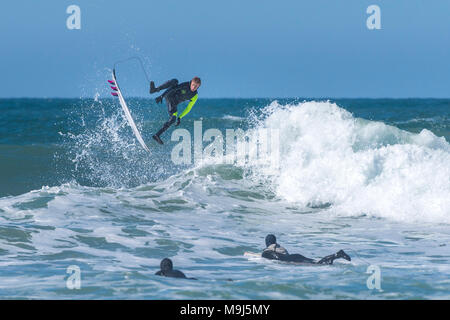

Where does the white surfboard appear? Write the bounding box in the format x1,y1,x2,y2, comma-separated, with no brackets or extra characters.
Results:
112,69,150,152
244,252,262,258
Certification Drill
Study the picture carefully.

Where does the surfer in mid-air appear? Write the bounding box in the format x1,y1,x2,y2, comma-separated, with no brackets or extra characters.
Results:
149,77,201,145
262,234,351,265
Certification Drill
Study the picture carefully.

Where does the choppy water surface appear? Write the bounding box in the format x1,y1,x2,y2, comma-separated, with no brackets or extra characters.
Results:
0,98,449,299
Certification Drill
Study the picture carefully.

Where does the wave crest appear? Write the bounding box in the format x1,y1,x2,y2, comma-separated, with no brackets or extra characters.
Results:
248,100,450,223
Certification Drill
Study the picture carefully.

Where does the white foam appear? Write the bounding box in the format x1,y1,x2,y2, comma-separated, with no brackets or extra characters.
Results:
222,115,245,121
248,101,450,224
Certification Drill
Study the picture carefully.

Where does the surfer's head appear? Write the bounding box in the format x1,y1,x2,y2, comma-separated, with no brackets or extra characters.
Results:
265,234,277,247
160,258,173,272
190,77,201,91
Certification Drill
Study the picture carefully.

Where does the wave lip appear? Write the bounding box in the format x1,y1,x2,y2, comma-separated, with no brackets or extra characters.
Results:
249,100,450,224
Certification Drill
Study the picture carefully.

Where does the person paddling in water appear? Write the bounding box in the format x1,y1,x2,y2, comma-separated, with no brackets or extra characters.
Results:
149,77,201,145
155,258,197,280
262,234,351,265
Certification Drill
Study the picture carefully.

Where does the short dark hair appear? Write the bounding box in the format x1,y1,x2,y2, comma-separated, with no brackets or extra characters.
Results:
265,234,277,247
192,77,201,85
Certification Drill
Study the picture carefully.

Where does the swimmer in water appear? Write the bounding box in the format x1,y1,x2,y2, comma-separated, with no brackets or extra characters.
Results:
261,234,351,265
155,258,197,279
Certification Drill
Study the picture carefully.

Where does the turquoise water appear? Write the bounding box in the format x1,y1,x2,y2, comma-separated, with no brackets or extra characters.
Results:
0,97,449,299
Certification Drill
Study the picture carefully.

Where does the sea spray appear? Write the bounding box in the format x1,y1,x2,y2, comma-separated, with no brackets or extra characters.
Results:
246,101,450,223
1,98,450,299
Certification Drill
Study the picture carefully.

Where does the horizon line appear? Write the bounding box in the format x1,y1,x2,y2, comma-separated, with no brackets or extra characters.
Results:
1,96,449,100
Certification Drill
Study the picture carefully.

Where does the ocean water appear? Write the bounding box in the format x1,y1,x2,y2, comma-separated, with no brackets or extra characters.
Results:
0,97,449,299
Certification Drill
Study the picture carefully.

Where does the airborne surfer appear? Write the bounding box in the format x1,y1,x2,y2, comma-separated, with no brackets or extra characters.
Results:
262,234,351,265
149,77,201,145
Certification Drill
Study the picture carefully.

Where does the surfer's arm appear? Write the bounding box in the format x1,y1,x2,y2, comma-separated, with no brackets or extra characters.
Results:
175,94,198,119
262,250,279,260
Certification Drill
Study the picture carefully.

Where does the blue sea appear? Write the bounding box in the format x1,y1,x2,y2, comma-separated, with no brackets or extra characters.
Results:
0,97,449,299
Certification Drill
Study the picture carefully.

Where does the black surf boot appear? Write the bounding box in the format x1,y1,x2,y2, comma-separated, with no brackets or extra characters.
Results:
336,250,351,261
150,81,159,94
152,135,164,145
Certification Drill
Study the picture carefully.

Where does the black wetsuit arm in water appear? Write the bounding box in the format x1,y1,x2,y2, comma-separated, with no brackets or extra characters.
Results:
262,250,283,260
155,269,188,278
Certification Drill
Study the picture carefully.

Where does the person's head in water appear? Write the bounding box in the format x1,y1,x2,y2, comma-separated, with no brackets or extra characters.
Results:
190,77,201,92
156,258,196,279
160,258,173,273
265,234,277,247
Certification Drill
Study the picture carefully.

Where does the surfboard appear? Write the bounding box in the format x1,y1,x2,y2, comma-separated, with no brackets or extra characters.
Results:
110,69,150,152
244,252,262,258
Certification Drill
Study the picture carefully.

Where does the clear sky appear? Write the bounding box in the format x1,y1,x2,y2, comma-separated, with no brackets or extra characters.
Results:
0,0,449,98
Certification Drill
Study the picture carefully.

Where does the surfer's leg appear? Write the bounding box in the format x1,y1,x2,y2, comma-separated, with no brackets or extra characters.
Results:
284,254,315,264
153,100,178,144
165,98,178,115
155,115,177,137
317,250,351,265
155,79,179,92
150,81,157,94
262,251,294,262
316,253,337,265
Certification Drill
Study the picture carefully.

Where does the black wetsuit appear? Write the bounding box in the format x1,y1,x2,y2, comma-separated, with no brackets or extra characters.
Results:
155,258,197,279
153,79,198,137
262,244,350,265
155,269,187,278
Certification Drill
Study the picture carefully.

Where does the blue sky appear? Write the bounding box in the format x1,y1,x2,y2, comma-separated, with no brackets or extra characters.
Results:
0,0,449,98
